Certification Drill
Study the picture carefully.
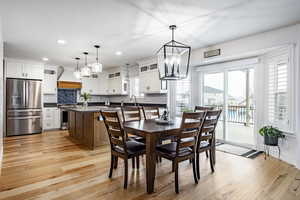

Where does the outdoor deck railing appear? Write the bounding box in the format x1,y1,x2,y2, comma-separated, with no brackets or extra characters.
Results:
213,105,255,125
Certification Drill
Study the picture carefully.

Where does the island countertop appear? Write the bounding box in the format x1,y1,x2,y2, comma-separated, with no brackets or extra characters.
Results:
66,106,120,112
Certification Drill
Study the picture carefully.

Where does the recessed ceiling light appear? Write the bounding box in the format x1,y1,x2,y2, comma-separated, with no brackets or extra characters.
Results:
57,39,67,45
42,57,49,61
115,51,123,56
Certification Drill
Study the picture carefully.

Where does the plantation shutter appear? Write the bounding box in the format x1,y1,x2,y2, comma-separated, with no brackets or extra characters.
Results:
265,49,290,131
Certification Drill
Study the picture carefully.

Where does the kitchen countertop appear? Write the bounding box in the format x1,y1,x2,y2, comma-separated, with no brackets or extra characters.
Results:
66,106,120,112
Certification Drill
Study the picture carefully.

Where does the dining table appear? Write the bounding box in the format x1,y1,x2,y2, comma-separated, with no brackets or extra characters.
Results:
123,117,216,194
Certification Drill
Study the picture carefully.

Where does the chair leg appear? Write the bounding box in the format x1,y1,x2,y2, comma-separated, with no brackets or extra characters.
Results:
209,149,215,173
132,157,135,169
192,157,198,184
205,150,209,158
172,161,175,172
136,156,140,169
175,162,179,194
114,156,118,169
196,153,200,179
109,155,114,178
124,159,128,189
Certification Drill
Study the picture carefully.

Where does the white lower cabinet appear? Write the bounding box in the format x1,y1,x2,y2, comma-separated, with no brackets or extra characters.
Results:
43,108,60,130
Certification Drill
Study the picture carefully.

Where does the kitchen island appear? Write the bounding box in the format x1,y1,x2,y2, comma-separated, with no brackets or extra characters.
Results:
67,106,116,149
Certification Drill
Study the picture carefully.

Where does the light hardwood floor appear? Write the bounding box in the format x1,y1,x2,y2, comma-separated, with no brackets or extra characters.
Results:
1,130,300,200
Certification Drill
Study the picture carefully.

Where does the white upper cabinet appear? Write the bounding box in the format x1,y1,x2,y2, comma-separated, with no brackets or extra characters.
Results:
5,59,44,80
106,67,128,95
138,60,167,94
81,72,108,95
43,66,57,94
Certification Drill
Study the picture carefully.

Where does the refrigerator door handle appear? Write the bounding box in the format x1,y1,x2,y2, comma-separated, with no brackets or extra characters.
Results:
8,116,41,120
23,80,27,107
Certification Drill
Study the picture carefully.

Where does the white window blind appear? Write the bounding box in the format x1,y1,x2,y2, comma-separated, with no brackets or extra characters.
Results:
265,49,291,132
175,76,191,115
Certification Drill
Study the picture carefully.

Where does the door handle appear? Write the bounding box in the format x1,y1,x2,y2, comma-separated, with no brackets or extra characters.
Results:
8,116,41,120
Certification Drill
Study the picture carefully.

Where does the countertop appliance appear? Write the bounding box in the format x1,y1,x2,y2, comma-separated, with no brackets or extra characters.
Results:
6,78,42,136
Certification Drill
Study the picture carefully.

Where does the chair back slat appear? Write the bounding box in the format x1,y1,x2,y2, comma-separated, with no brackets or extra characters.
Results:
175,112,206,156
101,111,128,154
142,106,160,120
121,106,141,122
194,106,214,112
196,110,222,151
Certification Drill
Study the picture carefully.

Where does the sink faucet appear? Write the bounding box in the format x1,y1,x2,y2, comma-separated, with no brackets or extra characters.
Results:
130,95,138,106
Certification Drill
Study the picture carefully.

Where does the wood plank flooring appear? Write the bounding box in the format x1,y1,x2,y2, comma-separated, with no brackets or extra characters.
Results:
1,130,300,200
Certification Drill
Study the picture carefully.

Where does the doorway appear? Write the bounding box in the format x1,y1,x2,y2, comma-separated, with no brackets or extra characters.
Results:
202,67,255,148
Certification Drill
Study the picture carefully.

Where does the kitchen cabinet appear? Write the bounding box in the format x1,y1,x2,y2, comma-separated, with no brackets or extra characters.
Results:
106,70,128,95
43,107,60,130
6,59,44,80
139,63,167,94
43,67,57,94
81,73,108,95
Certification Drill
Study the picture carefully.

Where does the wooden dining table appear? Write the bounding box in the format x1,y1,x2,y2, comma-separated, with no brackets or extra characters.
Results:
123,117,216,194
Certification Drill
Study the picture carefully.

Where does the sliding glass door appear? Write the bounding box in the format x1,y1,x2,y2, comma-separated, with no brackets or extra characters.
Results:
202,67,255,147
203,72,224,141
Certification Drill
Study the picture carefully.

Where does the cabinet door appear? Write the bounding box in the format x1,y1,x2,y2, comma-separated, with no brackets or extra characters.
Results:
43,108,53,130
97,73,108,95
43,73,57,94
53,108,61,129
6,61,24,78
24,64,44,80
149,71,161,93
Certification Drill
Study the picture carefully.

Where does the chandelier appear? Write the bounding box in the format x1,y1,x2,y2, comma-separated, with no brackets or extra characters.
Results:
157,25,191,80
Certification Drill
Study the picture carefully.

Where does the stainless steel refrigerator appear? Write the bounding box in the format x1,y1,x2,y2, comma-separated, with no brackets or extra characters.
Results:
6,78,42,136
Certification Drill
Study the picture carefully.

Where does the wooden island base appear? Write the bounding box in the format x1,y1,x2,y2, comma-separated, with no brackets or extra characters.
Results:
68,110,109,149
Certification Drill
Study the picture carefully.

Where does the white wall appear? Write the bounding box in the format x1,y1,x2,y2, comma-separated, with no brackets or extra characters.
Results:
190,24,300,168
0,17,4,174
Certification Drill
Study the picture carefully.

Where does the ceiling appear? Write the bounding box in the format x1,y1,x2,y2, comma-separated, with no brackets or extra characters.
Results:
1,0,300,68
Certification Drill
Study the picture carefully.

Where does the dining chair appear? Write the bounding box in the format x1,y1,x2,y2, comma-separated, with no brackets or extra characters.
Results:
121,106,145,167
100,110,145,189
194,105,215,158
195,109,222,180
156,111,206,193
142,106,160,119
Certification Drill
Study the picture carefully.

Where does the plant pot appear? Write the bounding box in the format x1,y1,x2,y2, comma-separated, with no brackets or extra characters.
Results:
83,101,88,108
264,135,278,146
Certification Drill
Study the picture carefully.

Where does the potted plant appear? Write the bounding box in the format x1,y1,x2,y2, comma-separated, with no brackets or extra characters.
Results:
259,126,285,146
80,92,91,108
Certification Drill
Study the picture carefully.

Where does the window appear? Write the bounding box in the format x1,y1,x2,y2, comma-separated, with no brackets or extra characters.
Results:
175,76,191,115
129,77,144,98
265,49,292,132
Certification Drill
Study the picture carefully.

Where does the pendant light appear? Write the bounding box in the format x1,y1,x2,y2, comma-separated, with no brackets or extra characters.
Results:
81,52,91,77
91,45,103,73
156,25,191,80
73,57,81,79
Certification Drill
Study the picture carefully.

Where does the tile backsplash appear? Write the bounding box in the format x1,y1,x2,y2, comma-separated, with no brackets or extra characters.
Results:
57,89,77,104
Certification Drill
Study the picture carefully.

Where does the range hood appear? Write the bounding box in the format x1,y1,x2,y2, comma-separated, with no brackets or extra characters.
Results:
57,81,82,89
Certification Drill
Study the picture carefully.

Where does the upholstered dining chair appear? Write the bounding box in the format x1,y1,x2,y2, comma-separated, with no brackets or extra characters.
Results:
101,110,145,189
196,109,222,180
156,111,206,193
121,106,145,167
142,106,160,120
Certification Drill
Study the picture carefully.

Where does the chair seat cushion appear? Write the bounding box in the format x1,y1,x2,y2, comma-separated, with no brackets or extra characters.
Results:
128,135,145,143
199,141,209,149
114,140,145,155
156,142,193,158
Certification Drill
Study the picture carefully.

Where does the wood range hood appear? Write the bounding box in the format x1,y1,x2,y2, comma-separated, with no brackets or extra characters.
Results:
57,81,82,89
